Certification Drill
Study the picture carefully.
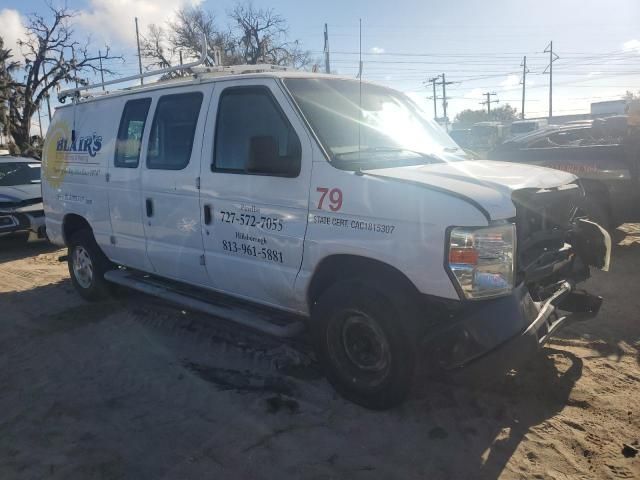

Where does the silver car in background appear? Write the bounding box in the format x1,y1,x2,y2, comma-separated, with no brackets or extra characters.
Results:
0,155,46,240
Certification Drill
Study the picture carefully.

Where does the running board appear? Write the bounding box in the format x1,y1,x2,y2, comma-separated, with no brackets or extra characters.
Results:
103,269,306,338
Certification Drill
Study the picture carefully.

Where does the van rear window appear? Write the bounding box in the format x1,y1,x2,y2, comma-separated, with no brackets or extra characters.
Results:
115,98,151,168
147,92,203,170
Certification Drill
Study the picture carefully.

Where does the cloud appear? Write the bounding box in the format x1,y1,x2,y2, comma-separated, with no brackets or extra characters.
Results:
463,88,484,100
588,71,603,77
369,46,385,54
500,74,520,89
623,39,640,54
0,9,27,62
77,0,204,46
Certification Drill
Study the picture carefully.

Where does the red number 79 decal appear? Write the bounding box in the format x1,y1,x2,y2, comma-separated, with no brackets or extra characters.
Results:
316,187,343,211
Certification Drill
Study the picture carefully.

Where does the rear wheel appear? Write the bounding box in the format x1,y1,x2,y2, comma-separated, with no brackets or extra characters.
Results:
311,279,417,409
67,229,113,301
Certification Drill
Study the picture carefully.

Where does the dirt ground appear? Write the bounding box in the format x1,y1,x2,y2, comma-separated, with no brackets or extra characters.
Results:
1,226,639,480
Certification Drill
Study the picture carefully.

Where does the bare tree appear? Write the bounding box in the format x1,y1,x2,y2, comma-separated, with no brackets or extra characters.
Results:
228,2,310,67
141,6,237,78
141,3,310,73
140,24,176,75
5,3,120,154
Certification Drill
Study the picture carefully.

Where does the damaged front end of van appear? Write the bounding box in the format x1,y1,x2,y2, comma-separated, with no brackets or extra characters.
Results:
426,180,610,375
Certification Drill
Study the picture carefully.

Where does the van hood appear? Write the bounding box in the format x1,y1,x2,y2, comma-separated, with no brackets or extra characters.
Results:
364,160,578,220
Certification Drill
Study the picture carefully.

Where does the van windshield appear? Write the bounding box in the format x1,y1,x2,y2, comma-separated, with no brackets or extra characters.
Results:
284,78,464,169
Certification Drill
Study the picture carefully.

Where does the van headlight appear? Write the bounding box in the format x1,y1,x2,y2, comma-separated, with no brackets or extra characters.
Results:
446,224,515,300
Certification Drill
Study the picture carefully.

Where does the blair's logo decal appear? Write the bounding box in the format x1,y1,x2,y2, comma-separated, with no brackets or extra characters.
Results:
56,133,103,157
43,121,103,188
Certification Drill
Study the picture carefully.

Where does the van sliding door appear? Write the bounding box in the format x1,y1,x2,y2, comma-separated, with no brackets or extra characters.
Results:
140,86,212,285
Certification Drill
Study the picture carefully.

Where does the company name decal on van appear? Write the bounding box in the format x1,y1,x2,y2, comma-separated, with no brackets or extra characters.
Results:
44,121,104,188
56,133,103,158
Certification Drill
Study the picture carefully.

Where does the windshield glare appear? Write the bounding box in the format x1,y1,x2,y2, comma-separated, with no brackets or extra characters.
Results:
0,162,42,187
285,78,462,164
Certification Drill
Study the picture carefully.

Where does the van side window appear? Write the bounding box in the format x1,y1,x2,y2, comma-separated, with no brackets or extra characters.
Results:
147,92,203,170
115,98,151,168
213,87,301,177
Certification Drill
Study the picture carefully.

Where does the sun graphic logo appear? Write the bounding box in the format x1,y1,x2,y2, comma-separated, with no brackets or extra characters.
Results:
43,121,71,189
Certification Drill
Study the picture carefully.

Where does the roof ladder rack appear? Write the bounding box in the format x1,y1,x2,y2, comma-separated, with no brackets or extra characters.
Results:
58,34,208,103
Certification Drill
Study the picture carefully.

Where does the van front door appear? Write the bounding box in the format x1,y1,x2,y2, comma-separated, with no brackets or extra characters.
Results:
199,79,312,311
141,86,211,285
108,95,154,271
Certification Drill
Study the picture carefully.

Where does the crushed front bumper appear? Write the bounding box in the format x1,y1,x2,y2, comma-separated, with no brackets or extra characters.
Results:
423,281,602,376
0,209,46,240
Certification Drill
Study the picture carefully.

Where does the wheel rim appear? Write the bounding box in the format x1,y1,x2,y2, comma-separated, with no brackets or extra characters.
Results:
72,246,94,289
327,309,392,388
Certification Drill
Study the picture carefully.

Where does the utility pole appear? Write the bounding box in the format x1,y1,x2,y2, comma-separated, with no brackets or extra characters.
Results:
356,19,363,79
37,104,43,138
323,23,331,74
480,92,499,116
41,63,52,121
432,73,453,131
71,45,79,89
135,17,144,85
98,49,105,90
544,41,559,120
428,76,439,120
441,73,450,131
520,55,528,119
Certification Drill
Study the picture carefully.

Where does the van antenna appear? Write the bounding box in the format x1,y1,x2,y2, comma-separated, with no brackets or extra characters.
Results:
358,18,362,162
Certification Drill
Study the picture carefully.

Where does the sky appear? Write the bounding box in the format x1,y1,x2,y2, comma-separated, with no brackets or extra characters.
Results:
1,0,639,133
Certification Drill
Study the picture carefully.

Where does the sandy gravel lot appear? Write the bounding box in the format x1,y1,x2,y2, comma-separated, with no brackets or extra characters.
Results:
1,226,639,479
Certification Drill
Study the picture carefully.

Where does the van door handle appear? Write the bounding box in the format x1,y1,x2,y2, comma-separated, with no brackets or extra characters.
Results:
146,198,154,217
203,204,212,225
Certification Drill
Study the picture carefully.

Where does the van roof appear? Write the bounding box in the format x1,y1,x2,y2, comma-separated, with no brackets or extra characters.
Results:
56,70,371,109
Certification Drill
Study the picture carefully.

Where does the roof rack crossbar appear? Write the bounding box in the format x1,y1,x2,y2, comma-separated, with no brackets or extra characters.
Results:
57,35,208,103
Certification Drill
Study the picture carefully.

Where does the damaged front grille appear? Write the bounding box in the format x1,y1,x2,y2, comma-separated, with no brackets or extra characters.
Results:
511,182,584,287
0,197,43,210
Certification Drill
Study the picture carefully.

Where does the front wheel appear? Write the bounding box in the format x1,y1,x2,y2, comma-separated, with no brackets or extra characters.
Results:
311,279,417,410
67,230,113,301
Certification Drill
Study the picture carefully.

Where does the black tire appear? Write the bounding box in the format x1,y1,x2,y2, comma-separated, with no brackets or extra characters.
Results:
67,229,114,301
310,278,417,410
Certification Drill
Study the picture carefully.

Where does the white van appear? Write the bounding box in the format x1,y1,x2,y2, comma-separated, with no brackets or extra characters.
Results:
42,66,610,409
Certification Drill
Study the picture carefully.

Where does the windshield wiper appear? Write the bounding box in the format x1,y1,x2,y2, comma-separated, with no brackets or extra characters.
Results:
332,147,444,170
334,146,435,158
